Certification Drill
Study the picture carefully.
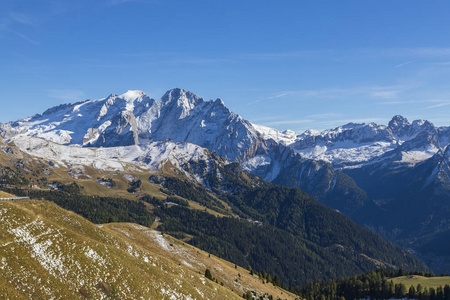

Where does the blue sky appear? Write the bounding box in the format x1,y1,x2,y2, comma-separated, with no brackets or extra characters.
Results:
2,0,450,132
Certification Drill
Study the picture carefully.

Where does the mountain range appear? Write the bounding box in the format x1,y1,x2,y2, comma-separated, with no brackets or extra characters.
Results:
1,88,449,283
0,89,370,216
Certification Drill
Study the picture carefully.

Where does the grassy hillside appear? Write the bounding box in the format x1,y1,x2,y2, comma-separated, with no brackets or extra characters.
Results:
391,276,450,289
0,199,297,299
0,191,15,198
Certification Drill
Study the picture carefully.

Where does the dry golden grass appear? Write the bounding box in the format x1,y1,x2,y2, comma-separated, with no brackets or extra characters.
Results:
0,200,242,299
0,191,16,198
105,222,299,300
0,200,298,300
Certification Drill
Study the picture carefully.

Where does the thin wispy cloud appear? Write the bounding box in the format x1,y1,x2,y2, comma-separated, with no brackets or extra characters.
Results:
263,119,313,126
102,52,235,65
248,91,298,105
236,47,450,63
236,50,334,61
428,61,450,66
167,58,235,65
426,101,450,109
394,61,412,68
378,100,423,105
306,112,342,119
8,29,38,45
111,52,179,57
0,10,38,44
251,115,292,122
322,118,385,127
9,12,35,25
46,89,85,102
249,85,407,105
107,0,163,6
379,99,450,109
376,47,450,59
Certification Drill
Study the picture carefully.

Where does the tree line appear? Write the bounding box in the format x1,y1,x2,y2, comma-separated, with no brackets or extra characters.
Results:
298,268,449,300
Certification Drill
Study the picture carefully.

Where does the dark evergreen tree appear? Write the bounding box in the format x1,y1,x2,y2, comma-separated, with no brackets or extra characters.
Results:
409,285,416,299
205,269,213,281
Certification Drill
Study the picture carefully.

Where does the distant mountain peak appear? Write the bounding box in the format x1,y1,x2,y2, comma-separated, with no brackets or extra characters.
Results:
161,88,203,106
214,98,225,106
388,115,410,128
121,90,147,100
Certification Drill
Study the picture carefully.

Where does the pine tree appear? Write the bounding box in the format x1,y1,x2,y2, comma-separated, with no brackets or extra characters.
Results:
444,285,450,300
205,269,213,281
244,290,252,300
409,285,416,299
437,286,444,300
248,265,253,275
273,275,281,287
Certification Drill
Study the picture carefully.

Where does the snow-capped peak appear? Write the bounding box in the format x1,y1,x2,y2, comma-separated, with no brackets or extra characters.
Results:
121,90,147,102
388,115,410,132
161,88,203,107
4,88,262,161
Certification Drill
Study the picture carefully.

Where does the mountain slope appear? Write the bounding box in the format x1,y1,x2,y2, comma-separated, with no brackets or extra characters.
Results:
343,145,450,271
0,199,297,299
149,158,428,286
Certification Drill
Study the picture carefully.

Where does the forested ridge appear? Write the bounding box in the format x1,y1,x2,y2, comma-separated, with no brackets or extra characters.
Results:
2,184,154,227
298,269,450,300
155,168,427,285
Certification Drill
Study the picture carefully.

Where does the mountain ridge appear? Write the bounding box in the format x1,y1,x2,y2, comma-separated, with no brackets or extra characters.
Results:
0,89,370,216
3,88,450,273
